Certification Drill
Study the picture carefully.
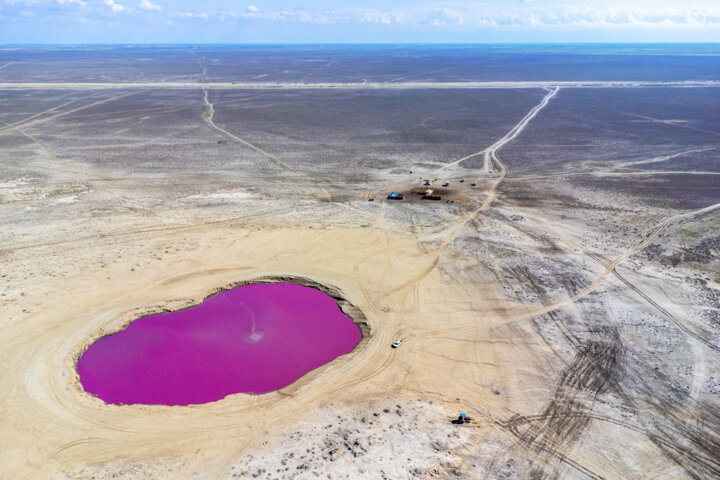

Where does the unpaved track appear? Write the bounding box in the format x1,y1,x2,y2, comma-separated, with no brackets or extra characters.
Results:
586,254,715,403
587,252,720,354
201,87,294,173
201,87,331,201
481,87,559,174
1,80,719,90
625,112,720,137
507,170,720,181
488,201,720,328
0,91,108,133
438,87,559,174
0,90,141,135
616,147,716,168
385,87,559,303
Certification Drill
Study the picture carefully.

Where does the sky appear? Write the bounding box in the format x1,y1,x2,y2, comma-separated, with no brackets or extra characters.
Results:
1,0,719,44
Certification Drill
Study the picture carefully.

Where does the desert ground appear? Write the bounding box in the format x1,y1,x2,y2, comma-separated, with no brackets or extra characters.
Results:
1,48,719,479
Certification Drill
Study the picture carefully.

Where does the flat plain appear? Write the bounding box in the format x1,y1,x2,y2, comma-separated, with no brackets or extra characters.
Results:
1,46,719,479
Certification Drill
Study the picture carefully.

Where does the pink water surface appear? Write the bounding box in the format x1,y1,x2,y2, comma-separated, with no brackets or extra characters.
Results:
77,283,362,406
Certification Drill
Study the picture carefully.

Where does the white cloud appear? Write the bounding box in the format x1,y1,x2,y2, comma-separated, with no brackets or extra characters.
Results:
179,11,208,20
5,0,720,35
104,0,126,13
138,0,160,11
57,0,87,6
234,5,720,28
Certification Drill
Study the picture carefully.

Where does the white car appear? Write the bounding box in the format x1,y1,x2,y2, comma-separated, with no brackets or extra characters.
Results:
391,340,403,348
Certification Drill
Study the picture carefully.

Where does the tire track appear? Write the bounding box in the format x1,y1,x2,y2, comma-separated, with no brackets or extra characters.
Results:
608,372,720,479
0,91,106,134
486,201,720,329
440,87,559,174
201,87,301,174
0,90,142,135
624,112,720,138
616,147,716,168
201,87,331,201
383,87,559,303
508,170,720,181
493,332,623,480
586,252,715,404
586,252,720,354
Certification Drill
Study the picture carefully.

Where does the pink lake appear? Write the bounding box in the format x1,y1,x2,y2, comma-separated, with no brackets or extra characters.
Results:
77,282,362,406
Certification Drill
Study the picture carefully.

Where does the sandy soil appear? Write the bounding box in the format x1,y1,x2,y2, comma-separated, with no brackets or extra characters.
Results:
1,82,719,480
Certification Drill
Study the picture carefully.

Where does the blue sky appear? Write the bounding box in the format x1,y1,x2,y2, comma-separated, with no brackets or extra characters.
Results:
1,1,719,44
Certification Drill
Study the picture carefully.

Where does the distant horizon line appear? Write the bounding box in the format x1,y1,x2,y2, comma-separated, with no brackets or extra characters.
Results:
1,42,720,47
2,81,718,90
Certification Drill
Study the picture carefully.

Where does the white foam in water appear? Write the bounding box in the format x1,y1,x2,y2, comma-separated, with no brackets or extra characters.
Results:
239,302,264,343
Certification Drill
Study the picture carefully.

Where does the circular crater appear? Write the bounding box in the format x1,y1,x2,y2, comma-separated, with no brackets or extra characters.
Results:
77,281,364,406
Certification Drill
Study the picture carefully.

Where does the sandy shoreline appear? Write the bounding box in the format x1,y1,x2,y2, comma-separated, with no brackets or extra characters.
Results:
72,274,373,407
